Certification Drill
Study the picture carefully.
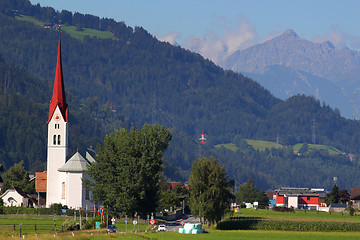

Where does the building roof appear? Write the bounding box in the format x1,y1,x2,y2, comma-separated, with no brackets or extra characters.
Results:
35,172,47,192
58,152,90,172
275,187,324,197
350,188,360,200
1,186,30,199
169,182,180,190
48,32,68,122
86,151,96,164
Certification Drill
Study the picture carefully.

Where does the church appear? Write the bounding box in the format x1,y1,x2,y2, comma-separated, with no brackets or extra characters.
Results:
40,33,95,209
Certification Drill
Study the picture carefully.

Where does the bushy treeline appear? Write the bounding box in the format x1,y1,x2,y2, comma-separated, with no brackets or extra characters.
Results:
0,206,94,216
214,142,360,190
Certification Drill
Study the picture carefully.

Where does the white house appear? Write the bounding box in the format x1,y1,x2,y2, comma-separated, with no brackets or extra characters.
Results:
0,186,36,207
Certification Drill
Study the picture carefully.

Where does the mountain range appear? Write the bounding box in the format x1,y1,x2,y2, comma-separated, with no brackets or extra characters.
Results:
3,0,360,189
211,29,360,119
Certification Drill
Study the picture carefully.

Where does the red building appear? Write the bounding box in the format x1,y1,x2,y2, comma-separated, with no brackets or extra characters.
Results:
275,187,326,210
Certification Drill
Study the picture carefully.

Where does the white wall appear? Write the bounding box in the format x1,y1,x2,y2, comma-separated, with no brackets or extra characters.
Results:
1,190,24,207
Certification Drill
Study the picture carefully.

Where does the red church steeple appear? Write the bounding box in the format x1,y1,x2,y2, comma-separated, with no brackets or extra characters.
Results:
48,33,68,122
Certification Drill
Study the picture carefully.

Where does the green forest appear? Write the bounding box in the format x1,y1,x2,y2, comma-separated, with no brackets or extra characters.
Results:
1,0,360,190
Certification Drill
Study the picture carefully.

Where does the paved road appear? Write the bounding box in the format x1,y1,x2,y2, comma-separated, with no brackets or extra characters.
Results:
164,215,200,232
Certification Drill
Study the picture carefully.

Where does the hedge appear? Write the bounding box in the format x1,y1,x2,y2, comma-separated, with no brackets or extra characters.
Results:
1,206,95,216
216,219,360,231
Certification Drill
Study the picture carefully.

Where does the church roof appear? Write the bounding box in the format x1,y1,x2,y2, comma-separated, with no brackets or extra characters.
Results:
58,152,90,172
86,151,96,164
48,32,68,122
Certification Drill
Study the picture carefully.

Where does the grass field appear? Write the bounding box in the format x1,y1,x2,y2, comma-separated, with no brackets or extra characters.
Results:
15,14,44,27
4,228,360,240
61,26,113,40
215,140,342,154
15,14,114,40
246,139,283,151
2,209,360,239
214,143,239,151
293,143,341,154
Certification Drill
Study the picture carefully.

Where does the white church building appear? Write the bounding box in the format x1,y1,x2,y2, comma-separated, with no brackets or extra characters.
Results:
45,33,95,210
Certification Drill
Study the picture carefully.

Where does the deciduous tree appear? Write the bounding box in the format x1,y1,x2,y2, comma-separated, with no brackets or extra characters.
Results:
189,157,234,225
85,124,171,217
1,160,34,194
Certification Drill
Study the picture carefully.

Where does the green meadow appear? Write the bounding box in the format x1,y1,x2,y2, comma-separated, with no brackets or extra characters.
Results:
215,139,342,153
2,209,360,239
15,15,114,40
293,143,341,154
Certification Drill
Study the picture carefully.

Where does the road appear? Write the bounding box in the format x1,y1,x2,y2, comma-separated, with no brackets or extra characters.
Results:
163,215,200,232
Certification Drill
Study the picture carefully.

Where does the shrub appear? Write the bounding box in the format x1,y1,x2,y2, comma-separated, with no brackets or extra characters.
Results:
82,220,93,230
50,203,63,215
272,206,295,212
62,220,78,231
348,207,355,216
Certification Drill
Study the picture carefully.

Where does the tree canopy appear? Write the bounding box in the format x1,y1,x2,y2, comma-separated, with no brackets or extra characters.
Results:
1,160,34,194
235,177,269,209
189,157,234,225
2,0,360,191
85,124,171,217
327,183,340,204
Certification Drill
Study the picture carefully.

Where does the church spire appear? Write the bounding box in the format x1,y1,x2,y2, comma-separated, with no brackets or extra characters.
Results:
48,32,68,122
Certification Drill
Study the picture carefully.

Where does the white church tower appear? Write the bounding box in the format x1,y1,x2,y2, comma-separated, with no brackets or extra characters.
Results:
45,33,95,210
46,33,69,207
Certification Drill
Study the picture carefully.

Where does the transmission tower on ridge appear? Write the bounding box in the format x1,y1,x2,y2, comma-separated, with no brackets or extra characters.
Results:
312,117,316,144
198,130,206,158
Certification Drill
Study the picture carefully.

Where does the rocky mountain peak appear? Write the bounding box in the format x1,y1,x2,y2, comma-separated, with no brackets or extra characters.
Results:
280,29,299,39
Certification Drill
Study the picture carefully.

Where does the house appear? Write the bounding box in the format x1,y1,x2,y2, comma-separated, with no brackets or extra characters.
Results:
35,172,47,206
275,187,326,210
350,188,360,208
0,186,36,207
329,203,347,212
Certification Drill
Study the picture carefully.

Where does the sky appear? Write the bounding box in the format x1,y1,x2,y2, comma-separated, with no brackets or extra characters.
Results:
30,0,360,63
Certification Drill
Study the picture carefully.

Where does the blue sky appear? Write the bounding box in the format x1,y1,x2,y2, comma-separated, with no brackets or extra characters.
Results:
30,0,360,62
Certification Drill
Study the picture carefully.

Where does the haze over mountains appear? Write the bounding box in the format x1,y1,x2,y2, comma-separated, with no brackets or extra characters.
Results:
4,0,360,189
188,29,360,119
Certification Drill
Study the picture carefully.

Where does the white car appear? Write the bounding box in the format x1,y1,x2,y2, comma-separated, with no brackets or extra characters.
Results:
158,224,166,231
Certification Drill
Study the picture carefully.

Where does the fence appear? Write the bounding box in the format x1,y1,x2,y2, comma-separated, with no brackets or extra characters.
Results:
2,223,61,234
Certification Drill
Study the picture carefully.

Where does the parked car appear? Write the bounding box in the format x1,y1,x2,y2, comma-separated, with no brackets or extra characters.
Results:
158,224,167,231
107,225,117,233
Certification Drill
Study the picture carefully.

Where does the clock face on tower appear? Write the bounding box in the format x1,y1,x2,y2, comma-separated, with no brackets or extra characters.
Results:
55,114,60,121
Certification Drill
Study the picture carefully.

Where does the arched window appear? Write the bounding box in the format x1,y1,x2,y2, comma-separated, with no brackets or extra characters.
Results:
53,135,57,145
85,189,90,200
62,182,65,199
58,135,61,145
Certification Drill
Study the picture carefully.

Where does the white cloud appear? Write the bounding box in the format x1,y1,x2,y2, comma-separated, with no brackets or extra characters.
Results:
182,14,259,64
157,32,181,45
313,27,346,48
312,25,360,50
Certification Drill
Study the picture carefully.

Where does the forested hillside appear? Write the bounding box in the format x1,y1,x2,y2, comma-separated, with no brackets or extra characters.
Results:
2,0,360,189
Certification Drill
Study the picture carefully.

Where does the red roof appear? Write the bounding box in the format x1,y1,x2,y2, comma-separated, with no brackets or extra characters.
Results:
169,182,180,190
36,172,47,192
48,33,68,122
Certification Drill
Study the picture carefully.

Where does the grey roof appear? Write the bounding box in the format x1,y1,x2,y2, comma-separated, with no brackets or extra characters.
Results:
58,152,90,172
86,151,96,164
